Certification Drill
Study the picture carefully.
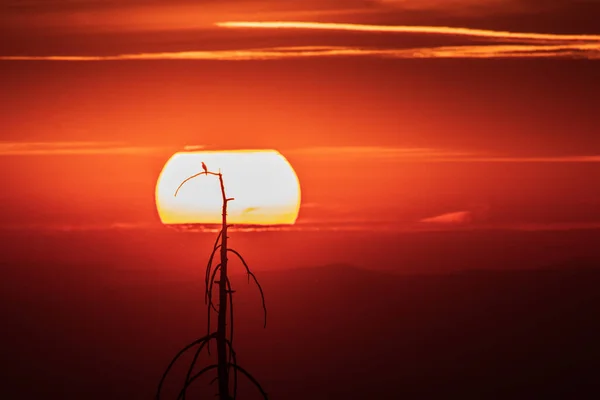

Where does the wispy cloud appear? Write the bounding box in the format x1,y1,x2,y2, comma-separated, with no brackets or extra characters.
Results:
420,211,474,225
183,145,206,151
0,141,165,156
217,21,600,43
3,43,599,60
3,20,598,60
212,21,600,59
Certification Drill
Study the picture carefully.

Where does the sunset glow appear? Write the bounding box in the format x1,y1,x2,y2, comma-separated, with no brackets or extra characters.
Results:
155,150,301,225
3,0,600,398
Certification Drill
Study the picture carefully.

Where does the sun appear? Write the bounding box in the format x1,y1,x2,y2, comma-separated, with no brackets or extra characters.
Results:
156,149,301,225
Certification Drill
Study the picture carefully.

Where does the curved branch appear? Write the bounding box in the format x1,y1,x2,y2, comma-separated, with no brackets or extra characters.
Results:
207,263,222,313
182,333,218,400
206,263,222,355
174,172,206,198
227,248,268,329
205,244,222,304
207,226,231,282
156,333,216,400
182,336,238,400
212,228,223,252
228,363,269,400
174,170,223,198
176,364,219,400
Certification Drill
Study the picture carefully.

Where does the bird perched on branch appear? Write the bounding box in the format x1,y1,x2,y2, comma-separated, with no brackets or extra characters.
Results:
202,161,208,174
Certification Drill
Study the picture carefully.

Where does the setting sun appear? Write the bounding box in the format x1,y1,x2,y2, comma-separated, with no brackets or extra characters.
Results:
155,150,301,225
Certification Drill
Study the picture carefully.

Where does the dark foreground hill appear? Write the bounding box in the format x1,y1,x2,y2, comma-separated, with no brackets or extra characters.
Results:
1,256,599,399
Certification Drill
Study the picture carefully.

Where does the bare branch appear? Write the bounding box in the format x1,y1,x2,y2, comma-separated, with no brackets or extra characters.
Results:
174,172,206,198
207,264,222,313
205,245,222,304
182,334,218,400
206,263,222,355
228,363,269,400
174,170,222,198
213,229,223,250
208,264,223,306
181,336,239,400
156,333,217,400
210,225,230,253
176,364,219,400
227,248,268,329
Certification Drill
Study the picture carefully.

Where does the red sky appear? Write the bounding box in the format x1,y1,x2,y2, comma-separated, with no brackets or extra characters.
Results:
1,0,599,230
3,6,600,400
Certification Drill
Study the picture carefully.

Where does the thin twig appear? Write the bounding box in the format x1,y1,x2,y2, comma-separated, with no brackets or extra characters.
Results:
174,170,222,198
174,172,205,198
227,248,268,329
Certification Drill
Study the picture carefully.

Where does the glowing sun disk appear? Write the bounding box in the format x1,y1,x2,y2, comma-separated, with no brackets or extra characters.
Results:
156,150,301,225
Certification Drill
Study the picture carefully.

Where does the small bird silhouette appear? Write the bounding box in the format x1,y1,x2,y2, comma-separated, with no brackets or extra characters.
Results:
202,161,208,174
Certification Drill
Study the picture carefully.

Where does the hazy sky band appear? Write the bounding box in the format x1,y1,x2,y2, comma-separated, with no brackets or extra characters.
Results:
1,142,599,162
2,1,599,232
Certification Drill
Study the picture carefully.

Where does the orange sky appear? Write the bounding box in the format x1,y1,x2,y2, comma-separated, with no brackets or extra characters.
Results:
1,0,599,231
2,7,600,400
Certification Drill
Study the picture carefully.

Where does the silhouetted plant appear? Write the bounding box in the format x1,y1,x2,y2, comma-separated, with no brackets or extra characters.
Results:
156,164,268,400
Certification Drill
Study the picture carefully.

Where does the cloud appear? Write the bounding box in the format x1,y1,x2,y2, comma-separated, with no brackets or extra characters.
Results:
183,145,206,151
420,211,474,225
3,20,598,60
0,141,165,156
217,21,600,43
420,203,490,225
3,44,599,60
212,21,600,59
